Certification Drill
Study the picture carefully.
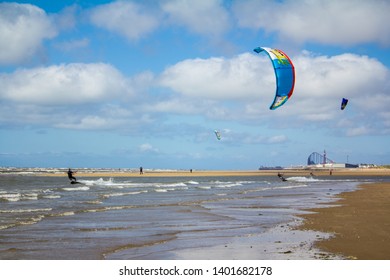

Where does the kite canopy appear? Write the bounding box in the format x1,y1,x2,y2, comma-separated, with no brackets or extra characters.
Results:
254,47,295,110
341,98,348,110
214,130,221,140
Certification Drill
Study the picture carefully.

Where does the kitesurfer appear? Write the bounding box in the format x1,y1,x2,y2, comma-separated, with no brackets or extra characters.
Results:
277,172,287,181
139,166,143,175
67,168,77,182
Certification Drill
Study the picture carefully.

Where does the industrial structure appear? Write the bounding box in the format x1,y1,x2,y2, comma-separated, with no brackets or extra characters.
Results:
307,150,358,168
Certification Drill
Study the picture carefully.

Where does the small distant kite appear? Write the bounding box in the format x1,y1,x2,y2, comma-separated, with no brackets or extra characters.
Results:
253,47,295,110
341,98,348,110
214,130,221,140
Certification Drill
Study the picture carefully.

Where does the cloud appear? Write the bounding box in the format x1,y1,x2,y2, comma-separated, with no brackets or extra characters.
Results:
88,0,232,50
53,5,78,31
89,1,160,41
157,50,390,135
158,50,389,110
0,3,57,65
54,38,90,52
346,126,371,137
57,115,118,130
1,51,389,138
292,52,390,123
139,143,160,154
267,135,288,144
159,53,271,100
0,63,132,105
217,130,289,145
0,63,156,130
233,0,390,46
161,0,230,37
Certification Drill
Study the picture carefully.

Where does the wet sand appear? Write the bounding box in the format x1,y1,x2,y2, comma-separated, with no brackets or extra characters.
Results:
298,182,390,259
38,168,390,178
40,168,389,260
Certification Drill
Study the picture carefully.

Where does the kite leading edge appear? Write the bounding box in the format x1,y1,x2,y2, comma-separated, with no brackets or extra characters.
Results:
254,47,295,110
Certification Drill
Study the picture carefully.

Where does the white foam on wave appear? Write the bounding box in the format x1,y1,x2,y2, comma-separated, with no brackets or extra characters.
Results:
0,192,39,202
86,205,136,213
1,214,46,230
0,208,52,213
157,182,187,188
62,186,90,191
55,211,75,216
215,182,243,188
0,193,21,202
42,195,61,199
24,193,39,200
79,178,149,189
286,176,321,182
277,184,308,190
197,186,211,190
101,190,147,199
187,180,199,185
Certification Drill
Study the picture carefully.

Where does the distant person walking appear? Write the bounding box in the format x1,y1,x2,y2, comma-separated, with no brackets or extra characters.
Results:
140,166,143,175
67,168,77,182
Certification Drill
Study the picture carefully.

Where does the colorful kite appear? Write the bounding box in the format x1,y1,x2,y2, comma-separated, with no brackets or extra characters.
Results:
214,130,221,140
253,47,295,110
341,98,348,110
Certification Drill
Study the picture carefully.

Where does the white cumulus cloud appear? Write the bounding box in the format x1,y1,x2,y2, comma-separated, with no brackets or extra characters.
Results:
159,53,271,100
0,63,132,105
233,0,390,46
162,0,230,37
292,52,389,117
139,143,160,153
156,50,390,135
89,1,160,41
0,3,57,65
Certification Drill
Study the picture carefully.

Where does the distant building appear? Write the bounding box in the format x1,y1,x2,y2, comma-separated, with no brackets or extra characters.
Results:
307,151,359,168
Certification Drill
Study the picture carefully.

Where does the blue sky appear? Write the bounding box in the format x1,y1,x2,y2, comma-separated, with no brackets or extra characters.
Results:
1,0,389,169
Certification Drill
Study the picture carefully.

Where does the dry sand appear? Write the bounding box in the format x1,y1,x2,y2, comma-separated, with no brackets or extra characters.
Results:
298,182,390,260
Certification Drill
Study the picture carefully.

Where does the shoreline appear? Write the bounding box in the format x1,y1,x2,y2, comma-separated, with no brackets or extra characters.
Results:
2,168,389,260
298,182,390,259
15,168,390,178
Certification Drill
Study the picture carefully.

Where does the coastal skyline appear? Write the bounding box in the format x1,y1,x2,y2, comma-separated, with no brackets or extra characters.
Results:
1,0,390,169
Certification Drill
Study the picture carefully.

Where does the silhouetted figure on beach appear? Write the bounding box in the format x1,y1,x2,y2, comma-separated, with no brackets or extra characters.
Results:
67,168,77,182
140,167,143,175
277,172,287,181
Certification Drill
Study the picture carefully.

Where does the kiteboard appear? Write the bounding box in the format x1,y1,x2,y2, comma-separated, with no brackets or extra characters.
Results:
70,181,81,184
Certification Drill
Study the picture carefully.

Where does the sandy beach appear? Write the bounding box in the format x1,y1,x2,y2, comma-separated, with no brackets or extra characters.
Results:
298,182,390,259
2,167,389,260
38,168,390,178
35,167,390,260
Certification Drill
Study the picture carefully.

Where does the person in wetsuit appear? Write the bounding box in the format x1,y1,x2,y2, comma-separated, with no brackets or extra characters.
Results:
67,168,77,182
277,172,287,181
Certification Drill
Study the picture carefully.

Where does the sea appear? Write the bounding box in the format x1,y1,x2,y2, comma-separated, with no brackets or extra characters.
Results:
1,169,388,260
